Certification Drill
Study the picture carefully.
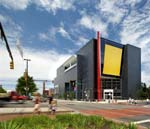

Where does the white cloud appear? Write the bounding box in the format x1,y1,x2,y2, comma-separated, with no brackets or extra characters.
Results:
39,33,50,41
0,79,17,91
0,15,71,90
0,14,7,23
33,0,75,14
125,0,142,7
0,0,30,10
0,14,22,46
79,14,107,37
39,27,58,42
39,25,72,42
58,27,71,39
96,0,126,24
120,0,150,84
142,71,150,86
0,46,71,81
24,48,71,80
0,0,75,14
39,25,88,47
96,0,142,24
76,36,88,47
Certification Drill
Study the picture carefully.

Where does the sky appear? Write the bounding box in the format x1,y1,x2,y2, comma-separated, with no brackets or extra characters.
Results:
0,0,150,91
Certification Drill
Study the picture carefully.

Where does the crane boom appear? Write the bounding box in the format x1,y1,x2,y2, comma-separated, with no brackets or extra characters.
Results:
0,22,14,62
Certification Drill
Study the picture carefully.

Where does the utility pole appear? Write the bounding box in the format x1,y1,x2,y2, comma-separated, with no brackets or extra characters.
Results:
34,79,50,96
24,58,31,96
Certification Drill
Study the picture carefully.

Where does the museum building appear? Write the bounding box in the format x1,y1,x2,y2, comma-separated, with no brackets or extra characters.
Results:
54,33,141,100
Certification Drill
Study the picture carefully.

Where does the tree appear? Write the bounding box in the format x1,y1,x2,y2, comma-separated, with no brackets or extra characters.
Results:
16,75,38,96
0,86,6,93
136,83,150,99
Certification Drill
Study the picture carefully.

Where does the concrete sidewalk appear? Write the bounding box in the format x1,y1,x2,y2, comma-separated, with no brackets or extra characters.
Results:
57,99,108,104
0,107,73,114
58,99,148,105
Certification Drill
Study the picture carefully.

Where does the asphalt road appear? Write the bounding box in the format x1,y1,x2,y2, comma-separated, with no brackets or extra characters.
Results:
0,100,48,107
1,100,150,128
59,101,136,109
58,100,150,129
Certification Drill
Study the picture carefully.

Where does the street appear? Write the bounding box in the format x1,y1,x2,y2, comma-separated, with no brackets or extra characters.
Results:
59,100,150,128
1,100,150,128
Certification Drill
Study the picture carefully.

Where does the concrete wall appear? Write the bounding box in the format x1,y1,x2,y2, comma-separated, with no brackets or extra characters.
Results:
54,65,77,96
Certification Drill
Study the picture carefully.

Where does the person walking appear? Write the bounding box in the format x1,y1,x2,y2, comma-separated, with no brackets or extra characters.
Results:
48,95,53,105
33,93,41,114
48,95,53,112
146,98,149,104
50,99,57,115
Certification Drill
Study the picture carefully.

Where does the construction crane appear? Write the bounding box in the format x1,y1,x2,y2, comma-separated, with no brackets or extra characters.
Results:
34,79,52,96
0,22,14,69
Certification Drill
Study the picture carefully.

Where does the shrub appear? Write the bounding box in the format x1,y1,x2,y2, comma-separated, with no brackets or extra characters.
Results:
0,114,137,129
128,122,137,129
0,120,22,129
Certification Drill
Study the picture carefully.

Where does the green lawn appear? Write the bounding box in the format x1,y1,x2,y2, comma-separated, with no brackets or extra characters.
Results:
0,114,137,129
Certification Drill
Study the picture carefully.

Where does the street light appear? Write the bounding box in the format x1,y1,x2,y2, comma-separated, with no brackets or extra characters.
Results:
24,87,29,96
24,58,31,96
24,58,31,74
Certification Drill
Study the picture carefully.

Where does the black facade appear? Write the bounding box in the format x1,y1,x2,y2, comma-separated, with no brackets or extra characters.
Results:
122,45,141,98
54,38,141,100
77,39,96,100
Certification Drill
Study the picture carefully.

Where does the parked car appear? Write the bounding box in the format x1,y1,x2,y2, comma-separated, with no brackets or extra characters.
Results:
0,91,27,103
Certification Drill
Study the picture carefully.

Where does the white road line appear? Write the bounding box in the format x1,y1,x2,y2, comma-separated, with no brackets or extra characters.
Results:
134,119,150,124
143,105,150,108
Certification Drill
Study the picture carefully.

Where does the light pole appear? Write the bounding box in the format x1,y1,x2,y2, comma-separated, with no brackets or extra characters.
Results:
24,58,31,96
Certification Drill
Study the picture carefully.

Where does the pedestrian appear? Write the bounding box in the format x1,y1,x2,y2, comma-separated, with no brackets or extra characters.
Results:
48,95,53,111
146,98,149,104
33,93,41,114
50,100,57,115
48,95,53,105
128,97,131,104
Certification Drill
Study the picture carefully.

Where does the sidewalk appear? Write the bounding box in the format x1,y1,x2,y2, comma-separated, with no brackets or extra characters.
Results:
61,99,149,105
0,106,73,115
57,99,108,104
57,99,129,104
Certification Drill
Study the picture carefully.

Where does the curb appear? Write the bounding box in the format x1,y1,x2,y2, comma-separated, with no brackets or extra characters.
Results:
0,110,74,115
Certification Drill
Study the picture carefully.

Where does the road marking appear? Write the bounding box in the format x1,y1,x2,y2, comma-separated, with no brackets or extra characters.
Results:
134,119,150,124
143,105,150,108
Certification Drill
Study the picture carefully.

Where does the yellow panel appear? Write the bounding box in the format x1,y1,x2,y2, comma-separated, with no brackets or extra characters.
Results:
103,44,122,76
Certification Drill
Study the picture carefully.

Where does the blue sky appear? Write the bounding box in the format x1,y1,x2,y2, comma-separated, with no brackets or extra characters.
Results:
0,0,150,91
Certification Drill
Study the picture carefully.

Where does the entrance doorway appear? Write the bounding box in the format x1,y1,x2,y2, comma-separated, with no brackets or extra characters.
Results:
101,78,122,99
103,89,113,100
